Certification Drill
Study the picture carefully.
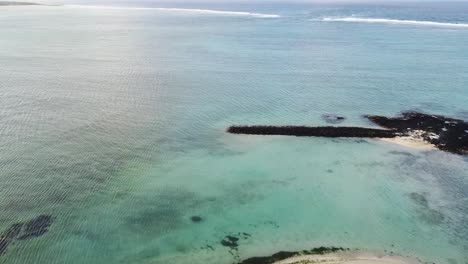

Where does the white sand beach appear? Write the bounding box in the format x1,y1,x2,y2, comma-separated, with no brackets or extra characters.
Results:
378,130,436,150
274,250,420,264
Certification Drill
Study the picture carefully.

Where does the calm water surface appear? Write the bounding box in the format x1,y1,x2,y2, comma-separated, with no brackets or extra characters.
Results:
0,2,467,264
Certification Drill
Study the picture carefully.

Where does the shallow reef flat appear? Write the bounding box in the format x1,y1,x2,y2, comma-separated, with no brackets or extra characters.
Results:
227,112,468,155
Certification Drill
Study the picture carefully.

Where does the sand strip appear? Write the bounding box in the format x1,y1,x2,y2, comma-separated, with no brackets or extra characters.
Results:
274,250,420,264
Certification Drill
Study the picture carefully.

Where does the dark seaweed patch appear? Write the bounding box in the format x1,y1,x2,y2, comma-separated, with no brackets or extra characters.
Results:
241,232,251,239
410,193,429,208
221,235,239,249
409,193,445,225
220,232,254,261
354,139,368,144
174,244,188,253
388,151,414,157
3,224,23,240
124,189,201,234
201,244,214,251
16,215,54,240
0,215,54,255
238,247,346,264
423,209,445,225
0,240,8,256
263,220,279,228
190,216,202,223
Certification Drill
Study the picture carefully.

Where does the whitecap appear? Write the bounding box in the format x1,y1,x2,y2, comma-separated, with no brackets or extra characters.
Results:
317,17,468,28
64,5,280,18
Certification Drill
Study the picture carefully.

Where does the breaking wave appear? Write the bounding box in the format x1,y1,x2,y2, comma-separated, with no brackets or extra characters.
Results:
318,17,468,28
64,5,280,18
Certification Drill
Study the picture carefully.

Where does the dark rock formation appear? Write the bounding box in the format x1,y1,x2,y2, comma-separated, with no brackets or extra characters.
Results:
367,112,467,155
0,215,54,255
239,247,346,264
227,126,398,138
322,114,346,124
221,235,239,249
220,233,253,261
227,112,467,155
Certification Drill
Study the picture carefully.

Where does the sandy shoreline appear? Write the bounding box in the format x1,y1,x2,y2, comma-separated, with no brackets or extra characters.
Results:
377,130,436,151
273,250,420,264
378,137,435,150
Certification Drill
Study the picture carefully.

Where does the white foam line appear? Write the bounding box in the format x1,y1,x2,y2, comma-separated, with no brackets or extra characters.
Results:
64,5,280,18
317,17,468,28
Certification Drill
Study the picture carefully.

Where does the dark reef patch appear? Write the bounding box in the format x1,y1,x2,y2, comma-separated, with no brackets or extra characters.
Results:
409,193,445,225
0,215,54,255
322,114,346,124
422,208,445,225
219,232,254,261
241,232,251,238
190,216,202,223
227,112,467,155
409,193,429,208
221,235,239,249
16,215,54,240
124,188,202,235
201,244,215,251
3,224,23,240
238,246,346,264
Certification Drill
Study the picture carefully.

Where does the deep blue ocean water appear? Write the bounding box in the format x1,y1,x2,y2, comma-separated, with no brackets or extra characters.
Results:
0,1,467,263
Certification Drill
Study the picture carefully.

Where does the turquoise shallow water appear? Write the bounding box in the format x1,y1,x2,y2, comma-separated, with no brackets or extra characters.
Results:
0,2,467,264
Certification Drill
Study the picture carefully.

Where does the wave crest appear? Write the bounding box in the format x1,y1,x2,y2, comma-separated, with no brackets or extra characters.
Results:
64,5,280,18
318,17,468,28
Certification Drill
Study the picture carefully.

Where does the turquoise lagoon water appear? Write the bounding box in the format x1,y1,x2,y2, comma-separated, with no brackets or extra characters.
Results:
0,2,467,263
